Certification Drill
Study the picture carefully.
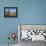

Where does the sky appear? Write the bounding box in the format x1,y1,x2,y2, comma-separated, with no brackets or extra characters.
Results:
6,8,16,13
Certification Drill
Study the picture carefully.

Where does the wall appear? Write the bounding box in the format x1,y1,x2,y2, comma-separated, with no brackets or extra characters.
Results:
0,0,46,44
20,0,46,24
0,0,19,44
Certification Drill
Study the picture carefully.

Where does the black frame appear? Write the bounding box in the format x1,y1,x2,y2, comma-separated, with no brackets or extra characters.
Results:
4,7,18,18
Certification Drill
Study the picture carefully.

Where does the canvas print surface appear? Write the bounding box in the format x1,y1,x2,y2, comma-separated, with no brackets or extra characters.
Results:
4,7,18,17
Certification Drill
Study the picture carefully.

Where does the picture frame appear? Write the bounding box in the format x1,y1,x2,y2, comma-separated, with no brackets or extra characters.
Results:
4,7,18,17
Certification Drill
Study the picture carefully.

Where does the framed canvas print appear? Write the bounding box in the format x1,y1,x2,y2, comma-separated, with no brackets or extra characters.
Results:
4,7,18,17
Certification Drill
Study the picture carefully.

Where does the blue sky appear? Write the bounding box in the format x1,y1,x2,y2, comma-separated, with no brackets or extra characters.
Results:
6,9,16,13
